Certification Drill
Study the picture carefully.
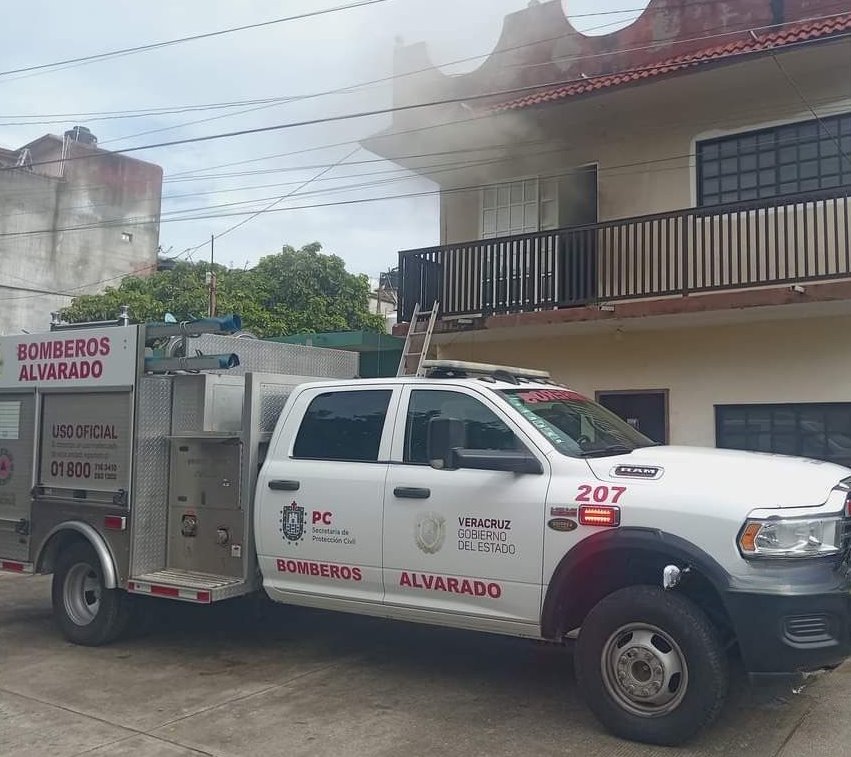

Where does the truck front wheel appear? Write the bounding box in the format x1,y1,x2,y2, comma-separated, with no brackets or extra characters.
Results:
51,542,130,646
575,586,728,746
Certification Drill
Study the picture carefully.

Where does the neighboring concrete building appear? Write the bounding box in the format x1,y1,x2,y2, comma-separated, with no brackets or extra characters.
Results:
0,126,163,334
364,1,851,463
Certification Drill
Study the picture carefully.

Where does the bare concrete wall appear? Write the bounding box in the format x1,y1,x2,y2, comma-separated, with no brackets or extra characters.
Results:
0,138,162,334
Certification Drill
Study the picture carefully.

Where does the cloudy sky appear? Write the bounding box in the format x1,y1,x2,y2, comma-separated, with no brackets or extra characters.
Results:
0,0,645,279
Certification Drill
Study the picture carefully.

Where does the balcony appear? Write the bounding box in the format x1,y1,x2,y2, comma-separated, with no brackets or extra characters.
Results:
398,186,851,325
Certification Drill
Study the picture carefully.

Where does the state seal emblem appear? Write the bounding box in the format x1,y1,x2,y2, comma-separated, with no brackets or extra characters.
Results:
415,512,446,554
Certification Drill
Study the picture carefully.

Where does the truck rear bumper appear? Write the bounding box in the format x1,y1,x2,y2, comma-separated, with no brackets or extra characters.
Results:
726,567,851,677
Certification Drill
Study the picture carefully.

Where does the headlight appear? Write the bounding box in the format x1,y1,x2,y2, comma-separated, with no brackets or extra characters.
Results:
738,516,843,558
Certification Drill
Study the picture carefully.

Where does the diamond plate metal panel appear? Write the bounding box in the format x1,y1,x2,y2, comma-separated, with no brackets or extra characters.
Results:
129,376,172,576
171,376,206,435
191,336,358,379
259,382,298,434
132,569,250,601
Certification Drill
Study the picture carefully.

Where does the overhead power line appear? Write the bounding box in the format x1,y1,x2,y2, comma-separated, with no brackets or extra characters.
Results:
3,0,843,152
0,0,730,87
0,0,393,80
3,108,849,222
2,85,850,223
4,139,850,301
5,122,851,243
1,4,849,298
4,92,847,209
3,14,849,178
176,145,363,259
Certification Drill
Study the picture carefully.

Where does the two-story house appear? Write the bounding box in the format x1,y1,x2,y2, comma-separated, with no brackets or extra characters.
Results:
363,0,851,465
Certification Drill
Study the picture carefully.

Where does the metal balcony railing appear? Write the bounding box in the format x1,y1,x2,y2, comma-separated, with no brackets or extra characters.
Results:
398,186,851,322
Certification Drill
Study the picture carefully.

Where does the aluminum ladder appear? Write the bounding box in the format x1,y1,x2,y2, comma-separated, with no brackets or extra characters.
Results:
397,302,439,377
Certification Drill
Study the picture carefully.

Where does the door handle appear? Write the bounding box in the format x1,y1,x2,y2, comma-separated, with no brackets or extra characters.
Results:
268,480,300,491
394,486,430,500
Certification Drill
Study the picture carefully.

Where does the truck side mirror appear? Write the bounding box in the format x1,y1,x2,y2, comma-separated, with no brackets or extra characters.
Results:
427,416,465,469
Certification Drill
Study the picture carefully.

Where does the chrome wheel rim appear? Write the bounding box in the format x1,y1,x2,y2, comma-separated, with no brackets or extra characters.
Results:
63,562,101,626
601,623,688,717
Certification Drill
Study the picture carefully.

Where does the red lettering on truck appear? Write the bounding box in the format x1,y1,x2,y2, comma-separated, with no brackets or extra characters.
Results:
399,571,502,599
276,558,362,582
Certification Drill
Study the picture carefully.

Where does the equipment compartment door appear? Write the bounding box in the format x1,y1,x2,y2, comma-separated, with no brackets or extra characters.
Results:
0,392,36,562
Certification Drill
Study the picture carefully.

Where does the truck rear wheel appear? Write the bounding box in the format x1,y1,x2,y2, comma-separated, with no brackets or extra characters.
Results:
575,586,728,746
51,542,130,646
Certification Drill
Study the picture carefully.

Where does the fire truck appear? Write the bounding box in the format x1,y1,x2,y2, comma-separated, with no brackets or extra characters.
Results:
2,314,851,746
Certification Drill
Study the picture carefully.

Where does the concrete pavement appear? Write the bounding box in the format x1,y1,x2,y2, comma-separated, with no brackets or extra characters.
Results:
1,572,849,756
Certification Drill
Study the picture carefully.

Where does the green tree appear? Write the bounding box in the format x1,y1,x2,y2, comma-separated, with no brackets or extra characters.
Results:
61,243,386,337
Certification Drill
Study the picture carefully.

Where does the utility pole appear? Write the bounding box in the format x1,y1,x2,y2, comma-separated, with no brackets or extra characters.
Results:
207,234,218,317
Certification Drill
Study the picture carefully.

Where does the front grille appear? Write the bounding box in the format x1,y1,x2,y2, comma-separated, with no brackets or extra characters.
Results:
783,615,836,645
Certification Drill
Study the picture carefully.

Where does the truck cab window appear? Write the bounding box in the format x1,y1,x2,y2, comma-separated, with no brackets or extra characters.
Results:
293,390,391,462
404,390,517,464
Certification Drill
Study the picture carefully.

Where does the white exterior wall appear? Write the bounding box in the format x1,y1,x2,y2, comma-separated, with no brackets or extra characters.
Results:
438,314,851,447
439,40,851,245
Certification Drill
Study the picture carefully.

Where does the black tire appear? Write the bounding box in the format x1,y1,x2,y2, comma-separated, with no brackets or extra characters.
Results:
575,585,728,746
51,542,130,646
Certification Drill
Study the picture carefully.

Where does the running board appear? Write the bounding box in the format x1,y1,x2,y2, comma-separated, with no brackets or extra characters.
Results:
128,569,251,603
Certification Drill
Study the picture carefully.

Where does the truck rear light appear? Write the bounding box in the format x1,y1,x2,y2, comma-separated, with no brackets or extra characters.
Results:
1,560,26,572
127,581,213,603
579,505,620,528
150,584,180,598
103,515,126,531
845,493,851,518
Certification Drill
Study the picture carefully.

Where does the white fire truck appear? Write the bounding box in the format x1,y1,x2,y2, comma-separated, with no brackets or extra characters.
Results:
2,315,851,746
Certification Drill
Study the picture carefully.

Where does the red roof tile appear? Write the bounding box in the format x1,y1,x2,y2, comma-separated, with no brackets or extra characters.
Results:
492,13,851,112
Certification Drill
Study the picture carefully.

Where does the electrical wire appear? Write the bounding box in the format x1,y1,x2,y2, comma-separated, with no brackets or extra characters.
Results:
1,0,842,156
2,97,849,215
5,128,851,243
0,0,732,89
2,6,849,298
95,9,637,146
0,0,393,80
177,145,363,259
4,140,850,301
3,13,848,178
770,49,851,165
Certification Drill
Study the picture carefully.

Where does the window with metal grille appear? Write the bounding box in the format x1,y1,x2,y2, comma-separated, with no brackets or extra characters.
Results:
480,178,558,238
715,403,851,467
697,113,851,207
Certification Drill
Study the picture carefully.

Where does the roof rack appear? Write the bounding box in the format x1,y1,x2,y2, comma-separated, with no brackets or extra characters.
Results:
421,359,551,384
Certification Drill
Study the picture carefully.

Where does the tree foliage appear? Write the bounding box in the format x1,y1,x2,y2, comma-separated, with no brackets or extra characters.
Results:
61,243,386,336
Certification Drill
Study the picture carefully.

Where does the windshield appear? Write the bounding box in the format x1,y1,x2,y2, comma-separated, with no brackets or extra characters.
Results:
499,388,655,457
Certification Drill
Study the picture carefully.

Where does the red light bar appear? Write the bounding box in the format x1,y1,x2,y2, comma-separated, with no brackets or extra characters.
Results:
579,505,621,528
845,493,851,518
1,560,25,572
